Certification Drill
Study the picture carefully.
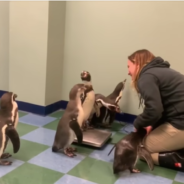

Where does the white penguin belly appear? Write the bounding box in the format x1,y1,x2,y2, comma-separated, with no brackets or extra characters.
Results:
77,104,85,127
11,100,19,128
115,91,123,105
14,112,19,129
0,125,8,157
65,128,76,148
103,109,109,124
82,91,95,121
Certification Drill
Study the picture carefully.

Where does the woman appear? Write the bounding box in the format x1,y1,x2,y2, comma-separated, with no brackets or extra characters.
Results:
127,49,184,171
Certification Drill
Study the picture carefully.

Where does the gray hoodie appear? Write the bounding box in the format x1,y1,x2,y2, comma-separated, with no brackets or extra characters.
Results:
134,56,184,130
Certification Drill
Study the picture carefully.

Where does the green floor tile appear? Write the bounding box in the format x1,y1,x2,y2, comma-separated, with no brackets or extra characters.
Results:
110,132,126,144
114,120,126,125
18,111,28,117
48,110,64,118
68,157,118,184
111,122,124,131
43,119,59,130
136,159,177,180
0,162,64,184
173,181,184,184
17,122,38,136
5,139,49,162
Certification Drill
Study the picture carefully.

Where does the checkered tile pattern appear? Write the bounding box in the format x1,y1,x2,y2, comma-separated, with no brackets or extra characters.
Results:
0,110,183,184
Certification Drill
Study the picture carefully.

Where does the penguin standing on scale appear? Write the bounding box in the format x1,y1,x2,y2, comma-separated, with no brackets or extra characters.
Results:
0,92,20,165
79,71,96,130
52,85,86,157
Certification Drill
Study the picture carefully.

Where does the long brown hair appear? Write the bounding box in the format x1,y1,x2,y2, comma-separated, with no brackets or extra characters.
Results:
128,49,156,93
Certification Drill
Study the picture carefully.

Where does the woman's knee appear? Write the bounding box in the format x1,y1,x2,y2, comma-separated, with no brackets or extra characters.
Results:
142,134,159,153
142,123,184,153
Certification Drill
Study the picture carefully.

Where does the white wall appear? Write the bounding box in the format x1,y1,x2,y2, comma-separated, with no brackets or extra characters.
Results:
45,1,66,105
62,1,184,115
1,1,184,116
0,1,9,91
9,1,49,105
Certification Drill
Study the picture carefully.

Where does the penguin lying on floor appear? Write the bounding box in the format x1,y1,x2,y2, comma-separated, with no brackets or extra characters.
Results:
103,79,126,126
0,92,20,166
89,93,121,128
52,85,86,157
89,79,126,128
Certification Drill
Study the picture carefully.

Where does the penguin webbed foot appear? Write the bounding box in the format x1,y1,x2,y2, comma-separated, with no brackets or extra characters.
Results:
67,147,77,152
129,168,140,173
64,147,77,157
87,122,95,129
84,125,95,130
87,126,95,130
103,124,112,129
0,160,12,166
82,121,94,131
1,153,12,159
100,123,112,129
81,120,87,131
81,126,87,132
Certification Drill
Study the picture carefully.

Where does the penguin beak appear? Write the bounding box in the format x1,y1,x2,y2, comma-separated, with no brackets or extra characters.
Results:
81,71,88,78
13,94,17,100
123,79,126,83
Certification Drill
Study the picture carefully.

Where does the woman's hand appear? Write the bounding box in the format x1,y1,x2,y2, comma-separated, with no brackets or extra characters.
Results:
134,126,152,135
144,126,152,135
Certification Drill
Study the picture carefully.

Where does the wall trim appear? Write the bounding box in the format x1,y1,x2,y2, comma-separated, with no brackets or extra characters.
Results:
0,90,137,123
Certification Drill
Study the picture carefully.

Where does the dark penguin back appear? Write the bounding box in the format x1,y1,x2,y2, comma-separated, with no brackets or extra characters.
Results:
107,82,124,101
111,128,154,174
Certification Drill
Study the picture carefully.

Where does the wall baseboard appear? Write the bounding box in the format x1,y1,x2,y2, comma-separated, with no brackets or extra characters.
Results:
0,90,137,124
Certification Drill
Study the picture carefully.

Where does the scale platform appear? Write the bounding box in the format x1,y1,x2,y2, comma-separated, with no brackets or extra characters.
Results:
73,128,112,148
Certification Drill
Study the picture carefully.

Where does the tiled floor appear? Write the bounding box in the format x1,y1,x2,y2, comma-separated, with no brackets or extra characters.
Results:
0,110,183,184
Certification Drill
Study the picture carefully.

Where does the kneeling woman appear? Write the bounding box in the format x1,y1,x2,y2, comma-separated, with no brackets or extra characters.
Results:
127,49,184,171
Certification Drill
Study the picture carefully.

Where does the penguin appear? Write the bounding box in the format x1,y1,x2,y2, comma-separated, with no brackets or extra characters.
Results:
79,71,96,131
108,128,154,174
90,79,126,128
95,94,121,113
89,94,121,128
52,85,86,157
103,79,127,126
107,79,126,105
0,92,20,166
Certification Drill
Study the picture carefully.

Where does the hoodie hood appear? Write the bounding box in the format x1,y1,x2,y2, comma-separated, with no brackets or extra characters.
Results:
140,57,170,76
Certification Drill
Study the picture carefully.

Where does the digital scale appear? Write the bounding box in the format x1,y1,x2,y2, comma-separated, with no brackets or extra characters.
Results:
73,128,112,148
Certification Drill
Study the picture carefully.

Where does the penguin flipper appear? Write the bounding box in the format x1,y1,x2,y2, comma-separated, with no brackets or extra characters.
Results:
96,99,116,111
5,125,20,153
106,104,117,111
138,147,154,171
107,104,121,113
69,119,83,144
